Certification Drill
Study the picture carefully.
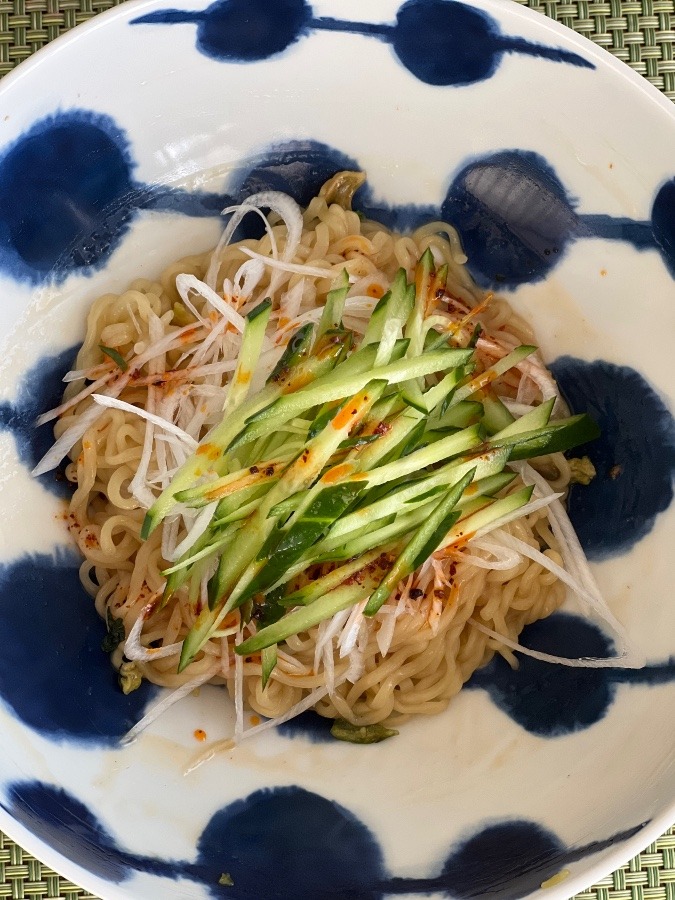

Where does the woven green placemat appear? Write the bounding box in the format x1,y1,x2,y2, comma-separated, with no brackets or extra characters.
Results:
0,825,674,899
0,0,674,897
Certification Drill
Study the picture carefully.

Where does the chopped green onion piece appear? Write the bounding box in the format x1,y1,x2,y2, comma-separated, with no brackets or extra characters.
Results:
99,345,128,371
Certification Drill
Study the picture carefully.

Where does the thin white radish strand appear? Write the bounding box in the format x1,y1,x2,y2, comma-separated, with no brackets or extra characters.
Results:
205,193,302,291
168,502,218,562
469,618,639,669
122,663,220,746
186,676,349,772
124,607,183,662
91,395,198,450
513,461,645,668
486,529,607,610
458,538,522,571
238,246,336,280
33,320,209,474
129,311,163,507
176,274,246,334
37,368,117,425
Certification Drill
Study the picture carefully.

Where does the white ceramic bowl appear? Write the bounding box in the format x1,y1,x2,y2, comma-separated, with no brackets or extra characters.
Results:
0,1,674,898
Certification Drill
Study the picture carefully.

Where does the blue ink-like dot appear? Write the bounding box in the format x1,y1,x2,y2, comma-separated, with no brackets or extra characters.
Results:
438,820,566,898
234,139,437,234
193,786,385,898
0,111,136,283
551,357,675,559
393,0,501,86
133,0,312,62
5,782,133,882
442,150,578,287
651,178,675,278
0,110,229,285
235,140,360,210
0,552,155,743
276,709,335,741
469,613,616,736
0,345,77,498
199,0,311,62
387,817,648,898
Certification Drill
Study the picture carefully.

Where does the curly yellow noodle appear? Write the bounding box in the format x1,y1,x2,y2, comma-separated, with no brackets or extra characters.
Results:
56,191,569,735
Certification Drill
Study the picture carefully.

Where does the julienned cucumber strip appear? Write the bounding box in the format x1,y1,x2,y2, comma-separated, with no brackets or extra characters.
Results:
432,400,483,431
243,348,473,428
278,546,390,608
241,482,367,601
177,381,388,670
481,392,515,434
261,644,278,689
227,339,412,452
439,485,535,550
142,340,345,538
210,380,387,612
221,298,272,419
363,469,475,615
489,414,600,460
373,270,415,366
449,345,537,407
267,322,314,383
316,270,349,340
361,423,483,489
326,449,508,544
236,576,382,655
491,397,554,438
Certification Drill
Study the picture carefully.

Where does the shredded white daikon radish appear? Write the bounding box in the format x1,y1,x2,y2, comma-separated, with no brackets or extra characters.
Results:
513,462,645,668
278,280,305,322
238,245,337,280
233,677,349,745
314,608,352,676
338,599,368,658
205,192,303,291
176,274,246,333
34,322,206,474
91,395,198,449
168,502,219,562
469,618,640,669
36,369,117,424
122,664,220,745
234,631,244,742
129,312,163,507
33,402,113,477
460,537,523,570
488,530,604,608
62,362,111,384
125,607,182,662
233,258,266,299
